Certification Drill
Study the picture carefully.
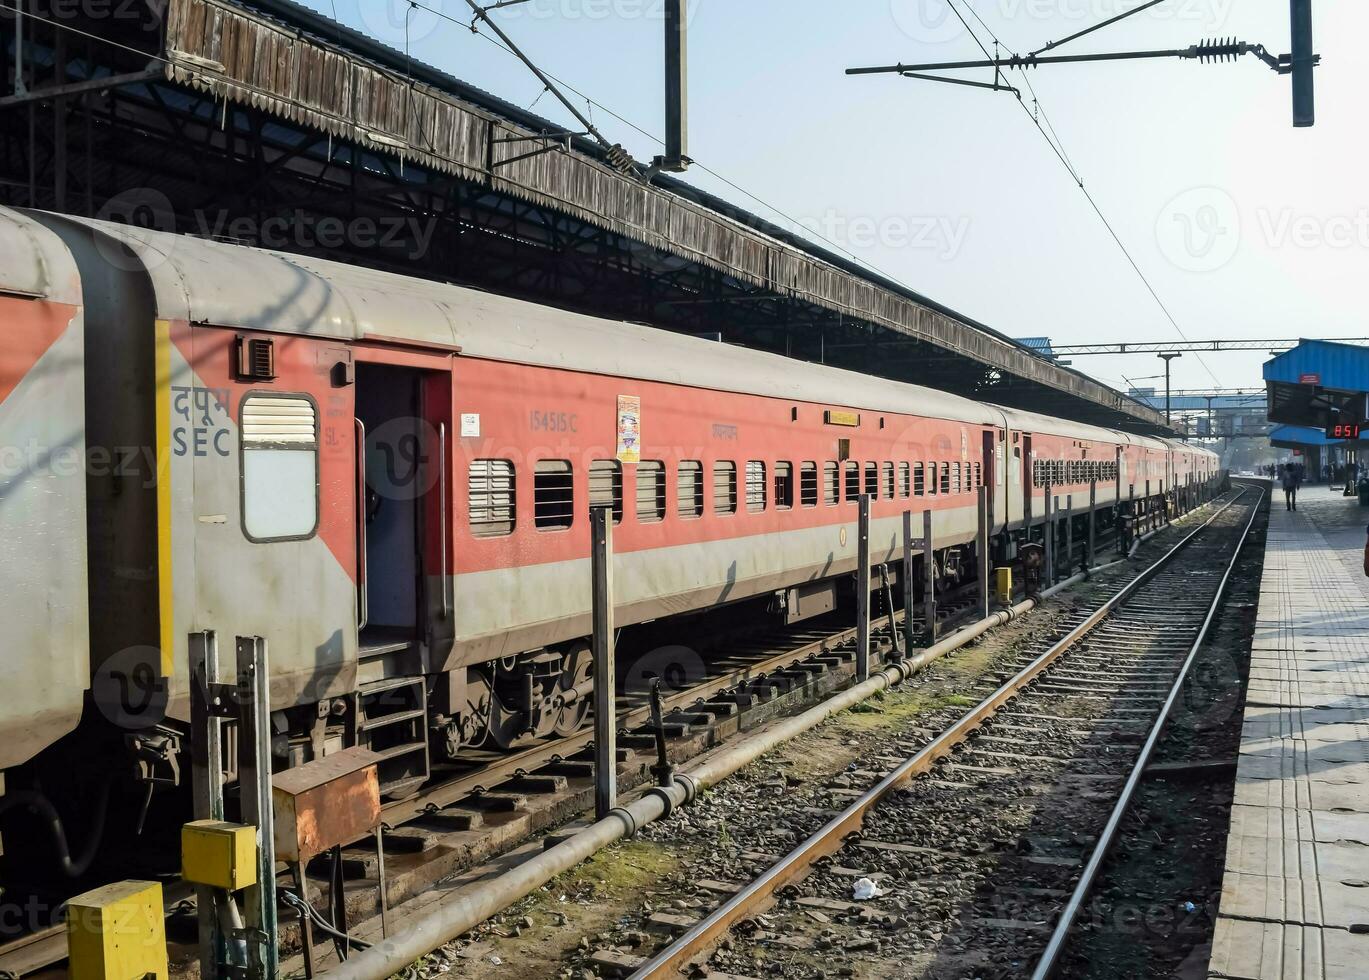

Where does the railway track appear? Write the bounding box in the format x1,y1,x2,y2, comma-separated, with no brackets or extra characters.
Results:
625,484,1263,980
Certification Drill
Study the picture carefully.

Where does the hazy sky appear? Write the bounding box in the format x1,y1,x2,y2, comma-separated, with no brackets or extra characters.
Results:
302,0,1363,394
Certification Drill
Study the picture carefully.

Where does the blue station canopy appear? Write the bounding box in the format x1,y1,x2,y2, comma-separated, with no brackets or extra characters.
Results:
1264,340,1369,429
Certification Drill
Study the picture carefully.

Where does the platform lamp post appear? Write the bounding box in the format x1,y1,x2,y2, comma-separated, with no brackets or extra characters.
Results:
1158,352,1183,425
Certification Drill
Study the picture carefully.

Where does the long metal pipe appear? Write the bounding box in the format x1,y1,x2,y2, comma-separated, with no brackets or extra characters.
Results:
326,563,1113,980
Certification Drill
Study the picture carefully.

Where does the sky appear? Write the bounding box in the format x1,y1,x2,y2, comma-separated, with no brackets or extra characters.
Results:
300,0,1364,395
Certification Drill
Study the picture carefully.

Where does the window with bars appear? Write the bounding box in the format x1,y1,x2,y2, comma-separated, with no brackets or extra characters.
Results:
468,459,516,537
898,462,910,498
589,460,622,524
939,463,951,495
974,462,982,489
951,462,962,494
636,460,666,522
823,462,839,505
882,462,895,499
713,461,737,515
745,461,767,512
844,461,860,502
774,461,793,510
864,462,877,497
913,462,925,496
927,462,938,495
533,460,574,530
678,461,703,518
800,462,818,507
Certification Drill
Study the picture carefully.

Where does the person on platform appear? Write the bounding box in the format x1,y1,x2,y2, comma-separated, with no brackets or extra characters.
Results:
1281,463,1299,511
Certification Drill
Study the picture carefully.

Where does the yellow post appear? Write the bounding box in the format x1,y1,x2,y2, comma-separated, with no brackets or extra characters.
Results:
67,880,168,980
995,566,1013,605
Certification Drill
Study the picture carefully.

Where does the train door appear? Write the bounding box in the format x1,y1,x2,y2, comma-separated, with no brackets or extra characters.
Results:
1022,433,1033,531
353,355,453,796
982,429,996,531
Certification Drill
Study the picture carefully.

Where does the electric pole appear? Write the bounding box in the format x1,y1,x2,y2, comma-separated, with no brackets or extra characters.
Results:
1158,352,1183,425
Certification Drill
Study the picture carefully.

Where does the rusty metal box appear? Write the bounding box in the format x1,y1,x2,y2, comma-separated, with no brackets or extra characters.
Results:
271,746,381,864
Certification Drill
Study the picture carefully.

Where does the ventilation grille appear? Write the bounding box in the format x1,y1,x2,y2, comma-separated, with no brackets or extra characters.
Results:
236,337,276,380
242,396,316,448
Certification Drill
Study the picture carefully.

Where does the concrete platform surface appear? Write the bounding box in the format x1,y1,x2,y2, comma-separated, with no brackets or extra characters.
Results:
1209,489,1369,979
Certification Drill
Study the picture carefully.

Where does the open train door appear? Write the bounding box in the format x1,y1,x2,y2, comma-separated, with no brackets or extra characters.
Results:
352,348,454,797
1022,433,1033,531
982,429,997,531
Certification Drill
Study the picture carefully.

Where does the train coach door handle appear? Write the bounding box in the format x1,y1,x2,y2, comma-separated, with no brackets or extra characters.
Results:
355,418,368,632
438,421,450,620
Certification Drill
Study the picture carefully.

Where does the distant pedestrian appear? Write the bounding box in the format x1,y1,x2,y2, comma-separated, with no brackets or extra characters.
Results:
1281,463,1299,511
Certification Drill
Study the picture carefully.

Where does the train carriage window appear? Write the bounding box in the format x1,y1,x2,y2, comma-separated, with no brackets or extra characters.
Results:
713,462,737,515
899,462,911,498
824,462,839,505
636,461,666,523
677,461,703,518
800,462,818,507
775,461,793,510
974,462,982,489
939,463,951,495
881,462,895,499
864,462,878,497
745,461,767,513
589,460,623,524
468,459,516,538
928,462,938,495
953,463,963,494
844,461,860,502
241,394,319,541
534,460,574,530
913,462,925,496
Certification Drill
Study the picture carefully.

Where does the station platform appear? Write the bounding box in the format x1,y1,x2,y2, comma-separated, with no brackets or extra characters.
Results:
1209,489,1369,979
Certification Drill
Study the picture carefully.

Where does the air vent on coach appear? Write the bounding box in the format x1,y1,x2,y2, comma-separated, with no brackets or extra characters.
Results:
236,336,276,381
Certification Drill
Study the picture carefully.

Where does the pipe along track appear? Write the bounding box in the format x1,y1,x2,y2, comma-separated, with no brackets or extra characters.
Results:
322,492,1221,980
628,485,1262,979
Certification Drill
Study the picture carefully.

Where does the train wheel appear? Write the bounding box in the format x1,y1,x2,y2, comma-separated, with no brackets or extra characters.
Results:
553,644,593,737
470,672,524,751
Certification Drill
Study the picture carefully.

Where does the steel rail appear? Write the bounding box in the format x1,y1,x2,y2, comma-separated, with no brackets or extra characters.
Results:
628,487,1251,979
1029,480,1266,978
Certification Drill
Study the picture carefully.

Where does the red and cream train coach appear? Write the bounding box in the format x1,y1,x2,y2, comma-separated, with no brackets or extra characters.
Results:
5,207,1221,809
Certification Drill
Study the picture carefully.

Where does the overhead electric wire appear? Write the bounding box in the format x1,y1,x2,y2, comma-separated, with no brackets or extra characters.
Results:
948,0,1223,389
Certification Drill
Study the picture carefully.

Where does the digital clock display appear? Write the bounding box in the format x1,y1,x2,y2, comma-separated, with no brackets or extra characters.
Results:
1327,423,1362,440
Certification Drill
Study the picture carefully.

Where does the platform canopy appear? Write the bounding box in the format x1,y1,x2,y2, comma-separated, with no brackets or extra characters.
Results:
1265,340,1369,430
1268,424,1351,449
0,0,1172,433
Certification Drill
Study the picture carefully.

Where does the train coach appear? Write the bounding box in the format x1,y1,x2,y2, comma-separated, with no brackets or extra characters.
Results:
0,206,1220,893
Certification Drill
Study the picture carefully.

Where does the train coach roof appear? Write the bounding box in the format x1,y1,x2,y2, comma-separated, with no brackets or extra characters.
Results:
34,209,1164,447
0,209,81,306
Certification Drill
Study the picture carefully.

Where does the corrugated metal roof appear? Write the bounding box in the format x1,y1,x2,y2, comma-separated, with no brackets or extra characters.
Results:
1264,340,1369,393
151,0,1166,431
